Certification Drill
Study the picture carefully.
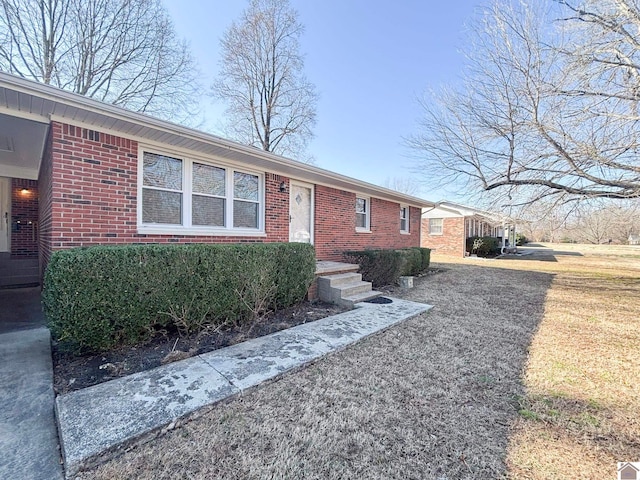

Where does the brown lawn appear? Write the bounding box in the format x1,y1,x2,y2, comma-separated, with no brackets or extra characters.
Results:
78,244,640,479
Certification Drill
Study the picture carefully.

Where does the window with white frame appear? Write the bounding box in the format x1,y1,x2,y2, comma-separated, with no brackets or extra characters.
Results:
142,153,183,225
233,172,260,228
400,206,409,233
140,150,263,233
429,218,443,235
356,196,370,231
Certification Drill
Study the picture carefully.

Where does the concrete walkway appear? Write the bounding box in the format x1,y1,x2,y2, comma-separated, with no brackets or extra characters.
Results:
0,287,46,335
0,327,63,480
56,297,431,478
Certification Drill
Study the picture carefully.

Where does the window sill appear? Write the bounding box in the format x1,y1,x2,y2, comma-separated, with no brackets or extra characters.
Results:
137,225,267,237
355,228,371,234
400,231,411,235
429,232,443,236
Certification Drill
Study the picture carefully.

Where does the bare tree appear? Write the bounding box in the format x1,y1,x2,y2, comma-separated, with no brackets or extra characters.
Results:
212,0,317,159
0,0,200,123
569,200,640,244
407,0,640,206
381,176,422,197
517,200,577,242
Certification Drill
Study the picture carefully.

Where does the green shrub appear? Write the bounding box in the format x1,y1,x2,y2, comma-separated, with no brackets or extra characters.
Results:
343,249,403,288
419,247,431,271
466,236,500,257
397,248,423,276
515,233,527,246
43,243,315,353
344,247,431,287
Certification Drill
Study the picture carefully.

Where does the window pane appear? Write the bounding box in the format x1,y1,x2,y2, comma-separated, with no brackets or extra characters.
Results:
193,163,225,196
429,218,443,234
234,172,259,201
356,213,367,229
143,152,182,190
192,195,225,226
142,188,182,224
356,197,366,214
233,200,258,228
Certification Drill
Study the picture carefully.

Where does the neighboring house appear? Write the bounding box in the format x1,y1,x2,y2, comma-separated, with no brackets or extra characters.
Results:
629,234,640,246
0,73,433,287
421,201,515,257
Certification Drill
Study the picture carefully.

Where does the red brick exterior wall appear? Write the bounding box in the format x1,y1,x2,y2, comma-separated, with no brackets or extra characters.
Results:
10,178,39,258
314,185,421,261
421,216,465,257
38,128,54,276
40,122,289,257
37,121,422,270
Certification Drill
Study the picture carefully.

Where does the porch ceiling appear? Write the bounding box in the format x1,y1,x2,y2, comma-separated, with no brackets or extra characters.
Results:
0,113,48,180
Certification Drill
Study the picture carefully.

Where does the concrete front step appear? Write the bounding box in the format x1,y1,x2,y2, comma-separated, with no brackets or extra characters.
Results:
0,255,40,288
314,261,359,276
318,272,362,288
0,276,40,288
341,290,383,308
334,281,374,298
317,272,379,307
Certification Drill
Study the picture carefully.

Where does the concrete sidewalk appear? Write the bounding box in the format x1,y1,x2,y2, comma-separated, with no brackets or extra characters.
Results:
0,287,46,335
56,297,431,478
0,327,63,480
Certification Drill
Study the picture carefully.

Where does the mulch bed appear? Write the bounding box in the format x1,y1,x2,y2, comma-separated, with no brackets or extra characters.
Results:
52,301,345,395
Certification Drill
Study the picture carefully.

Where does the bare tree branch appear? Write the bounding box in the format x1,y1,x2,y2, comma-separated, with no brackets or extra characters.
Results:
0,0,201,125
407,0,640,205
212,0,317,160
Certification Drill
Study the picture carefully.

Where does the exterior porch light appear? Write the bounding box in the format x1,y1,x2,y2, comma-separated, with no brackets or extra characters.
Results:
279,181,287,193
20,188,30,195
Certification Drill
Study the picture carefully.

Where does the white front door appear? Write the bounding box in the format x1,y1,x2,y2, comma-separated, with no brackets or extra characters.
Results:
0,177,10,252
289,182,314,244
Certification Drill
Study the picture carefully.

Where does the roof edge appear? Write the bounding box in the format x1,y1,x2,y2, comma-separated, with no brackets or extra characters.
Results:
0,72,434,208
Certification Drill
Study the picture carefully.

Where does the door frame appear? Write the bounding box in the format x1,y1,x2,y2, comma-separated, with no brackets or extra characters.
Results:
289,180,315,245
0,177,10,253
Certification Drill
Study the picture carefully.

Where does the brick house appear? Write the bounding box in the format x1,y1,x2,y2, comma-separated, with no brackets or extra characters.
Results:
0,73,433,287
421,201,514,257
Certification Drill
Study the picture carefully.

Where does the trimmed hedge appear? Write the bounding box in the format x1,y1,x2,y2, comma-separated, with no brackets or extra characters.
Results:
43,243,316,353
466,236,501,257
343,247,431,288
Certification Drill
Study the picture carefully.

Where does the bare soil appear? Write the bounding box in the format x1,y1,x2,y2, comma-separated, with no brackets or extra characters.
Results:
52,301,345,394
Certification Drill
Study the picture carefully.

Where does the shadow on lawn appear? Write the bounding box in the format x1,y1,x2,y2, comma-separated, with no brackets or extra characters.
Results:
499,248,585,263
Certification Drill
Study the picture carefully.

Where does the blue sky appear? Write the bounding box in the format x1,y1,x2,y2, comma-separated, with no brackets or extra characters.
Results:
164,0,485,200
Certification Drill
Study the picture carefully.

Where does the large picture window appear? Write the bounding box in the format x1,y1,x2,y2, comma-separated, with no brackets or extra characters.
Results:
139,150,264,234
